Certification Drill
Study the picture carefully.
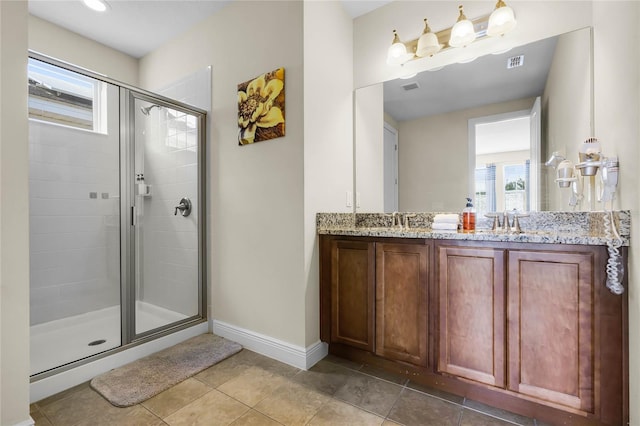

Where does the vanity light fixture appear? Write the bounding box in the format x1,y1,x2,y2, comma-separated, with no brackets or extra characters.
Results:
487,0,517,37
83,0,109,12
386,30,414,65
416,19,443,57
449,5,476,48
385,3,517,66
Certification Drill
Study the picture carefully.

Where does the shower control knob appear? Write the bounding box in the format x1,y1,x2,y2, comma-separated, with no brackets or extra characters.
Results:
174,198,192,217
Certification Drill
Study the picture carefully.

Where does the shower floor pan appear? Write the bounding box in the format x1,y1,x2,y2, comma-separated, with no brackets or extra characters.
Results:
30,301,187,376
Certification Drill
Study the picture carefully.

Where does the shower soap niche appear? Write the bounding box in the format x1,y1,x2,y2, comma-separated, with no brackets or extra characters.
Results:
137,183,152,197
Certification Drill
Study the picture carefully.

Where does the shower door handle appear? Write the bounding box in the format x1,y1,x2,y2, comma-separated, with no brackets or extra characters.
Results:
174,198,192,217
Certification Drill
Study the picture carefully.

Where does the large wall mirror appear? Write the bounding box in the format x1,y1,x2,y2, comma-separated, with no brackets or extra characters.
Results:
355,27,592,214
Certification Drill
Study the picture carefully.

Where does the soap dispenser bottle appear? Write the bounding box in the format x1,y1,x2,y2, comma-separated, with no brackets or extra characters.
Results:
462,197,476,233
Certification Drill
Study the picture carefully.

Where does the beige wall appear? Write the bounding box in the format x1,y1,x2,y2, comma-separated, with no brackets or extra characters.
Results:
542,28,592,211
0,2,30,425
397,98,535,212
591,3,640,423
303,0,353,346
28,15,138,86
140,1,307,347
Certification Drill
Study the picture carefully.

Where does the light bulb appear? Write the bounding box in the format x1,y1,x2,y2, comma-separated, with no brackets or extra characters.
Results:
386,30,413,65
83,0,109,12
449,6,476,48
416,19,442,58
487,0,517,37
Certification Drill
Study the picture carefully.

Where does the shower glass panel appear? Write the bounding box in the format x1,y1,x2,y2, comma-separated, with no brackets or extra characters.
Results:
28,58,121,375
132,96,202,336
29,53,207,379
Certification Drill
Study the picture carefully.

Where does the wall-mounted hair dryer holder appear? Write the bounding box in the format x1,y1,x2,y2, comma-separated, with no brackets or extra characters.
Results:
575,160,601,176
555,177,577,188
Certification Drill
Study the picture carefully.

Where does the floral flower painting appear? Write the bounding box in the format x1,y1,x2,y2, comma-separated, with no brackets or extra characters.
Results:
237,68,285,146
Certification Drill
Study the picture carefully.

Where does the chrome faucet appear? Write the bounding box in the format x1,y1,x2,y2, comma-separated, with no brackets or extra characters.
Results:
502,210,511,232
403,213,416,229
391,211,401,228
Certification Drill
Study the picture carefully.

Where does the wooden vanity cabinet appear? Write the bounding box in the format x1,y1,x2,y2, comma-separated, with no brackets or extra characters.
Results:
434,241,626,424
328,239,375,351
375,242,429,366
507,249,596,413
320,236,430,365
437,245,506,388
320,235,627,425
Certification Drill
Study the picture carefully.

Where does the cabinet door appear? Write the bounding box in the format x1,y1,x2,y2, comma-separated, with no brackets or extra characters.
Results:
507,250,594,413
375,242,429,366
437,245,506,388
331,240,375,351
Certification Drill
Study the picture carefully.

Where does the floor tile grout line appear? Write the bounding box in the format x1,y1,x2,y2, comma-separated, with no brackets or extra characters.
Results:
456,405,464,426
138,402,166,423
327,396,387,424
382,384,408,425
249,407,286,426
460,405,527,426
34,404,57,426
341,364,411,389
144,386,217,421
401,383,466,409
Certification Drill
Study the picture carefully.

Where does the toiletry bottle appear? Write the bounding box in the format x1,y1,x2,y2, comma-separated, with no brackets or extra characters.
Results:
462,197,476,233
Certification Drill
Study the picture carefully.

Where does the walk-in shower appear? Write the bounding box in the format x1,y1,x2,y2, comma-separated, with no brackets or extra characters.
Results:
28,53,207,378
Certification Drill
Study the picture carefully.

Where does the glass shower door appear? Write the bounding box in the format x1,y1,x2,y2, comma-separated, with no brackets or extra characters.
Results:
28,57,122,375
130,94,204,336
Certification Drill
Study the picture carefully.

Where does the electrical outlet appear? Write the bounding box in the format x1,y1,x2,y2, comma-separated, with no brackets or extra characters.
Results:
356,192,361,208
346,191,353,208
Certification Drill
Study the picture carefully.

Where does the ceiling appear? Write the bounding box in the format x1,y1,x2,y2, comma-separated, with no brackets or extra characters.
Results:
28,0,391,59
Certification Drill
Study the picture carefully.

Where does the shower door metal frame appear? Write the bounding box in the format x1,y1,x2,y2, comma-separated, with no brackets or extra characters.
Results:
28,50,208,381
121,89,208,344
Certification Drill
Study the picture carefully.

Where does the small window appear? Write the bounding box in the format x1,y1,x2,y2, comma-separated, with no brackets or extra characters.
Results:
503,163,528,212
28,58,106,133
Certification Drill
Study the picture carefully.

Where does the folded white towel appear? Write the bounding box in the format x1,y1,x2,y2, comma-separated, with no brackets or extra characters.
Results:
433,214,459,224
431,222,458,230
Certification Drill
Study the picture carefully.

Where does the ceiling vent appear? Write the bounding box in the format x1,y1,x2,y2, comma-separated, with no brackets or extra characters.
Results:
507,55,525,69
401,81,420,91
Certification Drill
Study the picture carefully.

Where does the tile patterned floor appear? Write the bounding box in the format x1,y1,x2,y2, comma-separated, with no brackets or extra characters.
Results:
31,350,545,426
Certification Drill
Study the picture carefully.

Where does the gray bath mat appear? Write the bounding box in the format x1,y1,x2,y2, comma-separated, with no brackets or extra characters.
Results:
90,333,242,407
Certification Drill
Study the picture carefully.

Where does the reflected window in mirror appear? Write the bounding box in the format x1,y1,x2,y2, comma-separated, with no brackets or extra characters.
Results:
471,109,536,215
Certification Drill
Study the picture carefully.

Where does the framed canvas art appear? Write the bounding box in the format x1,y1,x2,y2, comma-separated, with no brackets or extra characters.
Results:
238,67,285,146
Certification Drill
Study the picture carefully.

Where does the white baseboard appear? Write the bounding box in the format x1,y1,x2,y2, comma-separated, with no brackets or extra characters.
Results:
13,417,34,426
30,322,208,403
211,320,327,370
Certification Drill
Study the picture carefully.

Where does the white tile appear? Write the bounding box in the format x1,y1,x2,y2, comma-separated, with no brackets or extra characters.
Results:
175,149,197,167
30,215,104,234
176,163,198,184
166,248,199,268
30,246,107,271
30,230,106,253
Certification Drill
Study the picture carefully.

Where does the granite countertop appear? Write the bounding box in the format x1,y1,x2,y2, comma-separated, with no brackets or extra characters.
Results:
317,211,631,247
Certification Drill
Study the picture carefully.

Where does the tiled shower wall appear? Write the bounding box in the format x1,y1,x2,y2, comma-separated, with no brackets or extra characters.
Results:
138,67,211,316
29,84,120,325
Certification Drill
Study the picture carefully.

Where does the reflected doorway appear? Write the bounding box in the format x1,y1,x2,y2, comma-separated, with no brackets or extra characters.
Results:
383,122,399,213
469,97,541,216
